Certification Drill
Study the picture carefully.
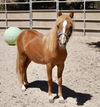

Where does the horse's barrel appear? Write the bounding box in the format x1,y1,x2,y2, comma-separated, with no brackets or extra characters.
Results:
3,27,22,45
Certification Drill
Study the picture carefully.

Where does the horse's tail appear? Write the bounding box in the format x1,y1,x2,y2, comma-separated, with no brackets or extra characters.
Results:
16,30,26,54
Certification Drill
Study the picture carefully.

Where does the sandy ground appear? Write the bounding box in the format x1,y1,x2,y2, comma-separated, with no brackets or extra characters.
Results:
0,31,100,107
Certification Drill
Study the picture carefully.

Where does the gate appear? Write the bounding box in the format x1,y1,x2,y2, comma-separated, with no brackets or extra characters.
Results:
0,0,100,36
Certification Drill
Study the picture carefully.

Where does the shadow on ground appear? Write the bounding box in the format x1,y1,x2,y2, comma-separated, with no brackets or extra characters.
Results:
26,80,92,105
87,41,100,52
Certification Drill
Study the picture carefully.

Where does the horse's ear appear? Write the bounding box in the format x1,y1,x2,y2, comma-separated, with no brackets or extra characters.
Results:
57,11,62,16
69,12,74,18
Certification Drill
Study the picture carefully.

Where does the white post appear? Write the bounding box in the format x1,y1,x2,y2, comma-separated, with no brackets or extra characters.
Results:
84,0,86,36
56,0,59,18
5,0,8,29
29,0,33,29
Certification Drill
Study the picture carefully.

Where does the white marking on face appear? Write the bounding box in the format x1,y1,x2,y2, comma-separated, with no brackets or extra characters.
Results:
61,20,67,44
62,20,67,33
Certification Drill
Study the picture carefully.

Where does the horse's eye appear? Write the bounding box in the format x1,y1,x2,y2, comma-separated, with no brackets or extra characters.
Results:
69,26,73,30
57,25,59,29
68,26,73,37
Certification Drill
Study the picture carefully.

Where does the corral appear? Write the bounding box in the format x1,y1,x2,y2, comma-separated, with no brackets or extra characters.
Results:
0,0,100,36
0,0,100,107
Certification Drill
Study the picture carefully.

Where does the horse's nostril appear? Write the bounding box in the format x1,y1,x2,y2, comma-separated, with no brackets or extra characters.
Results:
58,41,61,45
62,40,66,45
58,40,66,48
64,42,66,46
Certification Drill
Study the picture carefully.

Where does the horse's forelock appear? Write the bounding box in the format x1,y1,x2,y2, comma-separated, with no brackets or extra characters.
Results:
56,14,73,27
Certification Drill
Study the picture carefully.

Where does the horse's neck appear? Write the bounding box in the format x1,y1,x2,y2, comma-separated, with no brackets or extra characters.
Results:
46,27,58,56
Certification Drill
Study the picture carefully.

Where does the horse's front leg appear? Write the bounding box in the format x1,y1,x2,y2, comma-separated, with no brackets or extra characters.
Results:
57,63,65,103
46,63,54,103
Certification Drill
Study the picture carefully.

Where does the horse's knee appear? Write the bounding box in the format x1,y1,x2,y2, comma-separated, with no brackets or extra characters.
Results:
48,79,52,85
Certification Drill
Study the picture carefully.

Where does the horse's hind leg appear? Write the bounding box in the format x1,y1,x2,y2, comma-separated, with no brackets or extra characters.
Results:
16,53,30,91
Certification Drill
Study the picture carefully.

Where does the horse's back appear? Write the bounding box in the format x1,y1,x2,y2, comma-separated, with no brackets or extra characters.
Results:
17,29,42,44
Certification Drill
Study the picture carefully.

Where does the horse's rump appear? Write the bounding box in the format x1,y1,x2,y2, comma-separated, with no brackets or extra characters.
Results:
17,30,42,51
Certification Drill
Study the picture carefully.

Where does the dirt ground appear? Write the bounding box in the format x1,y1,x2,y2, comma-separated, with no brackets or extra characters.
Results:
0,31,100,107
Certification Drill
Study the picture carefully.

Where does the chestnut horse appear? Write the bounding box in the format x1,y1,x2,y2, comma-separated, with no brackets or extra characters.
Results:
16,12,74,103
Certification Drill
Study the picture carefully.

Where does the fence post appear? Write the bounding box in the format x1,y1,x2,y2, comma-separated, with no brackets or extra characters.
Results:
83,0,86,36
56,0,59,18
29,0,33,29
5,0,8,29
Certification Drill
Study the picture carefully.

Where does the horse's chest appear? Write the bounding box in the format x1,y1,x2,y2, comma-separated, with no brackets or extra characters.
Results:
45,50,67,64
53,54,67,64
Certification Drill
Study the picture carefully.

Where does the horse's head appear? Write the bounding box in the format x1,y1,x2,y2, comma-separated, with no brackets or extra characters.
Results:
56,11,74,48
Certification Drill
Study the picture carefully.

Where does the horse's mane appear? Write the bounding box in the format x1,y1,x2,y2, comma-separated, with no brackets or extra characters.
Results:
48,14,73,55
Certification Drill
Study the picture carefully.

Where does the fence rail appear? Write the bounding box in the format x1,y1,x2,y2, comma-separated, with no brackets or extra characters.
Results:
0,0,100,35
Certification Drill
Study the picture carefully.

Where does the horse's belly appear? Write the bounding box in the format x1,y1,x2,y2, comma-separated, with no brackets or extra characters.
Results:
31,56,46,64
25,51,46,64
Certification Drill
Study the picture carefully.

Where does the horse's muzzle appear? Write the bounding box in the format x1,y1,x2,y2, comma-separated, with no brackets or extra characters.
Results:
58,41,67,48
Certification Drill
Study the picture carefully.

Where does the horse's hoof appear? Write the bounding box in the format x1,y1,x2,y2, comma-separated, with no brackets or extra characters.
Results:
49,95,54,103
21,85,26,91
58,96,65,104
49,99,54,103
59,99,65,103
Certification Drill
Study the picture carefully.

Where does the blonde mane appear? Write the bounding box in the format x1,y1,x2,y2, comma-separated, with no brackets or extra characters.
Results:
48,25,57,55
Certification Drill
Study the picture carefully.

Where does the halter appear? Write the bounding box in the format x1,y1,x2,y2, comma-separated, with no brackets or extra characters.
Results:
58,32,70,40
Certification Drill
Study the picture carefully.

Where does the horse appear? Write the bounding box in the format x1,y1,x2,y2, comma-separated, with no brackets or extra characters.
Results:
16,11,74,103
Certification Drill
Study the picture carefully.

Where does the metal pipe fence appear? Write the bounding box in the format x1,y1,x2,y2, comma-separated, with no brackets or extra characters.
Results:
0,0,100,35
